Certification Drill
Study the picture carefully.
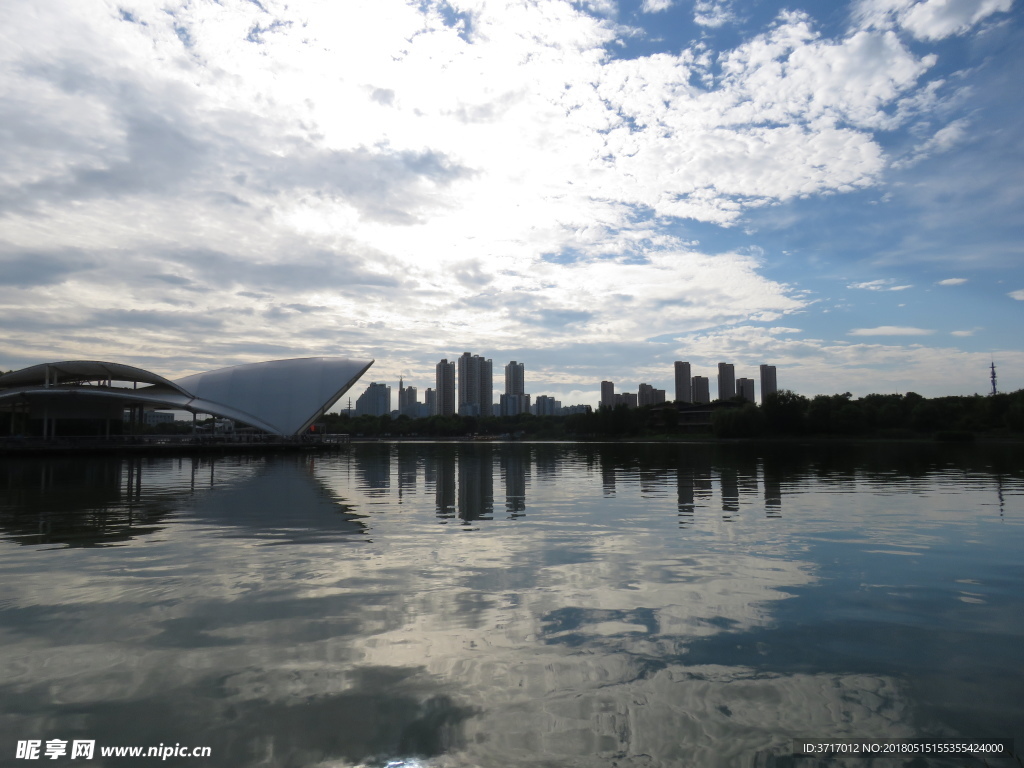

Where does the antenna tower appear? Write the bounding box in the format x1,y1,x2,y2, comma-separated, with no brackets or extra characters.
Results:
990,361,997,396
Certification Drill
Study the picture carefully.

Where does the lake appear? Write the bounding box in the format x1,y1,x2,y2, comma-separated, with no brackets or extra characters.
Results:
1,442,1022,767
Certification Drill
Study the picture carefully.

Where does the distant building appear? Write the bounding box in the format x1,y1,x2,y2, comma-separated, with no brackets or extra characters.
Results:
435,360,455,416
501,361,529,416
533,395,561,416
600,380,615,409
614,392,638,409
561,404,591,415
355,382,391,416
144,411,175,426
638,383,666,406
500,393,531,417
760,364,777,403
737,378,755,402
717,362,735,401
674,361,691,403
505,361,525,396
691,376,710,404
398,377,419,417
458,352,493,417
424,387,436,417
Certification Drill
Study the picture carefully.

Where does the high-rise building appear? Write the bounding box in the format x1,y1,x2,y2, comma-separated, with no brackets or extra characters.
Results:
759,364,777,403
561,404,590,415
638,383,654,407
355,382,391,416
458,352,493,417
600,381,615,409
717,362,736,401
692,376,710,404
435,360,455,417
500,361,529,416
397,377,419,417
533,395,561,416
674,361,691,403
737,378,755,402
505,361,524,396
614,392,638,409
500,393,531,417
638,383,666,407
424,387,436,417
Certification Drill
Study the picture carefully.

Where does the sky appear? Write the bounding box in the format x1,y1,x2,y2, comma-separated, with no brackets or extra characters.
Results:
1,0,1022,407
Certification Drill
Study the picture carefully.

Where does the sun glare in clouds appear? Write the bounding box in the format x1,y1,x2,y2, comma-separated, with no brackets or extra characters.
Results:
0,0,1020,397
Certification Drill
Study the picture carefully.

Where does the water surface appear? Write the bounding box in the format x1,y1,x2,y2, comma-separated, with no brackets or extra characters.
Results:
1,442,1022,767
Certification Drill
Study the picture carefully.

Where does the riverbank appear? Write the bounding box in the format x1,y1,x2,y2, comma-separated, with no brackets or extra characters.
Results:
0,436,351,457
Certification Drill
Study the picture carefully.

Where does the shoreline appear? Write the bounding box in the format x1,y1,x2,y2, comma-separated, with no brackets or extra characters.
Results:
2,433,1021,457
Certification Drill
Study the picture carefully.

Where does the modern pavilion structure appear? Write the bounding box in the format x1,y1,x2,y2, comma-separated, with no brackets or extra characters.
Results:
0,357,374,438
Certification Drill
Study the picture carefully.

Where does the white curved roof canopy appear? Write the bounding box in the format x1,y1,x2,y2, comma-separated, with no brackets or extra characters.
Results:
0,357,374,436
174,358,374,435
0,360,189,394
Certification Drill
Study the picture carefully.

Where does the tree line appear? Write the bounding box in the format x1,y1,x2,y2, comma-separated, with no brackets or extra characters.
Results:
320,389,1024,440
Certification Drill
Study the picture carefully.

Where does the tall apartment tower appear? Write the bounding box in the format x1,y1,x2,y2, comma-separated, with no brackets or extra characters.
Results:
600,381,615,409
505,361,524,396
638,384,666,407
501,361,529,416
674,361,692,403
355,382,391,416
717,362,736,401
458,352,493,417
435,359,456,417
759,364,777,403
692,376,710,404
398,377,419,417
736,378,755,403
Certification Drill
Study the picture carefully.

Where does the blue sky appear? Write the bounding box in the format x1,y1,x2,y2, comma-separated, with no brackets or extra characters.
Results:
0,0,1021,406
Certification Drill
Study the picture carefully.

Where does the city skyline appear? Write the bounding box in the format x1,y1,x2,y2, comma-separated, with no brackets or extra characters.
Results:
1,0,1022,403
357,356,776,412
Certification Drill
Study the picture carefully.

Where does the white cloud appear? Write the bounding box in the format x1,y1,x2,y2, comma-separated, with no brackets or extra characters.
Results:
937,277,968,285
694,0,735,26
669,324,1023,398
892,117,971,168
848,326,935,335
854,0,1014,40
901,0,1013,40
641,0,674,12
848,279,914,290
951,329,974,336
582,0,620,14
0,0,1003,392
1009,289,1024,300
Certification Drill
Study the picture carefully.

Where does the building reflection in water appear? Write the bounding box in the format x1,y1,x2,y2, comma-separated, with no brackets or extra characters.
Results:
720,467,739,518
431,447,457,521
762,458,783,518
0,454,367,547
457,447,494,524
397,449,417,504
677,467,694,527
334,445,786,528
501,449,528,518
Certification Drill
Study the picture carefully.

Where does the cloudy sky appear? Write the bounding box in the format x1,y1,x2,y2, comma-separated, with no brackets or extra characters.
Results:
1,0,1021,405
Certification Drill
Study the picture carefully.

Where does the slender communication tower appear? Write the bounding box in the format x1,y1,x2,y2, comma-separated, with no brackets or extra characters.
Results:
990,361,997,396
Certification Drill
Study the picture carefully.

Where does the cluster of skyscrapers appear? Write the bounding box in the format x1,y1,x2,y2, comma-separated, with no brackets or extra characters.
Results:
353,353,588,418
602,362,777,408
354,356,779,418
